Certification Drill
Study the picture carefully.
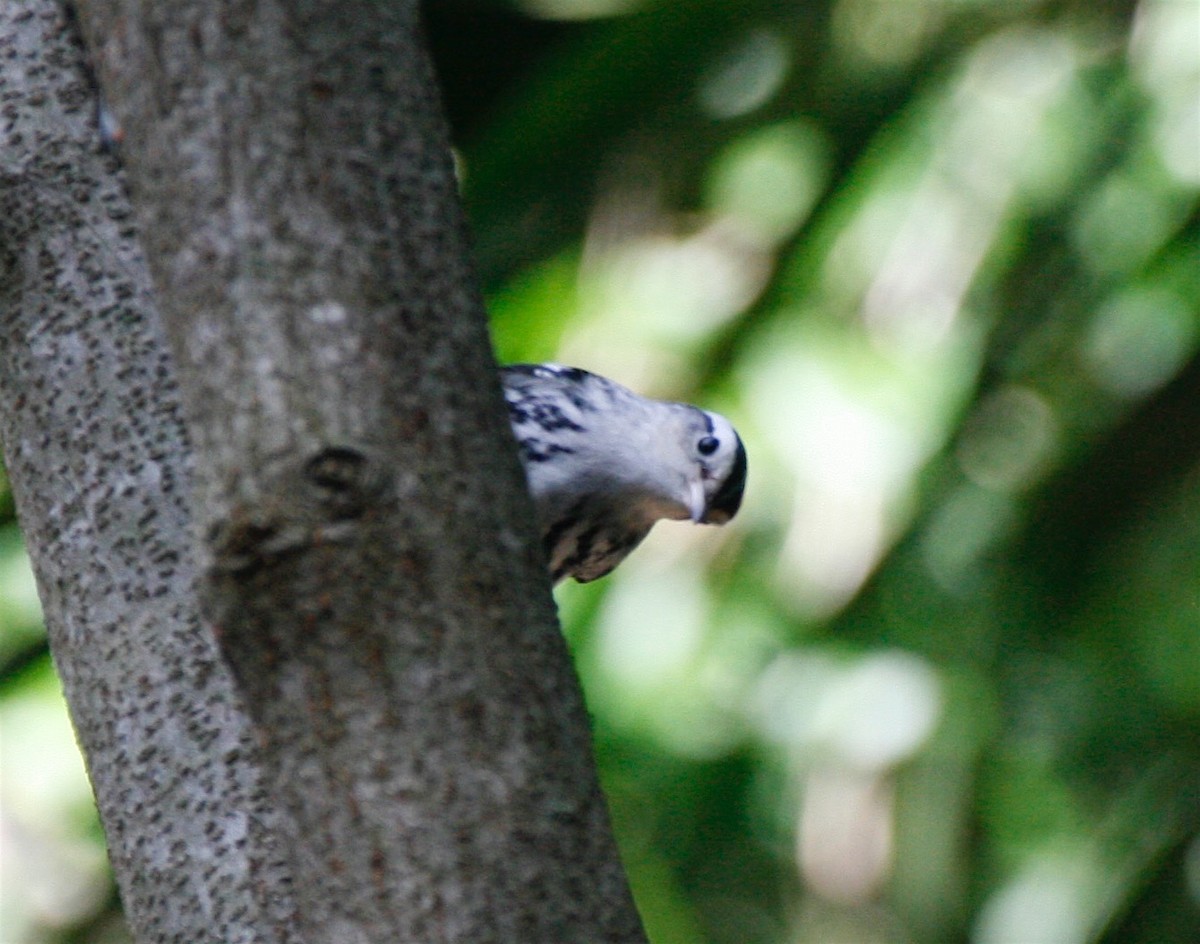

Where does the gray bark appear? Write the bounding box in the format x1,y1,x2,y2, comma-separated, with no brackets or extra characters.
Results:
0,5,297,943
2,1,645,942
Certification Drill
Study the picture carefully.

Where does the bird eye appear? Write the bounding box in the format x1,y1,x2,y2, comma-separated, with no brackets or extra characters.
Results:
698,436,719,456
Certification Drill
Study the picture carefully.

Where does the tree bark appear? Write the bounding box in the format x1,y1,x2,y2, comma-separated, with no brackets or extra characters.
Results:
2,1,645,942
0,5,296,942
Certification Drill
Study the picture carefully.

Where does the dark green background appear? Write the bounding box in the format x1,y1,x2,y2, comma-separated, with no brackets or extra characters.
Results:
3,1,1198,941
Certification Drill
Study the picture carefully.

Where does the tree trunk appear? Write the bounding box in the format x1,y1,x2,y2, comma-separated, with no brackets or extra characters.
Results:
0,5,297,941
0,2,645,941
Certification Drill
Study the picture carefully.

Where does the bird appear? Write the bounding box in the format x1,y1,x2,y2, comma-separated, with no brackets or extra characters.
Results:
501,363,747,584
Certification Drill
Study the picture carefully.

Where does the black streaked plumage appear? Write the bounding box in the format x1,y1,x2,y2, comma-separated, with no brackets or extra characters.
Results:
502,363,747,583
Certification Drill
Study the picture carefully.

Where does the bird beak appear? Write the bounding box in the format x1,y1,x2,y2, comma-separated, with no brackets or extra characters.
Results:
687,478,707,523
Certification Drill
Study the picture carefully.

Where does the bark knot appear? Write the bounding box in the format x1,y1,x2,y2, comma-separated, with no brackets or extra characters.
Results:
206,446,388,576
304,445,385,521
208,509,305,576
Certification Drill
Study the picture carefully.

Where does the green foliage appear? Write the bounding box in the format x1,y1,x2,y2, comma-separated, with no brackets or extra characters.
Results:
4,0,1198,940
455,0,1200,941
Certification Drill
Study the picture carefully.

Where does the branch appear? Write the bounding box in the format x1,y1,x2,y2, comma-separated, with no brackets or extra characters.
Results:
0,3,295,940
72,0,646,939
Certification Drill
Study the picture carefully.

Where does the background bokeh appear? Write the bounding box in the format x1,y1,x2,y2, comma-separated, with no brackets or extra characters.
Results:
3,0,1198,941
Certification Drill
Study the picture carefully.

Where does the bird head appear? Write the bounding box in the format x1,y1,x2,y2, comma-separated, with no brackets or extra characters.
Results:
678,409,747,526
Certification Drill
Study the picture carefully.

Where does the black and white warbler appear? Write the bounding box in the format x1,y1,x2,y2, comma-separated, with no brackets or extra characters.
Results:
502,364,747,584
